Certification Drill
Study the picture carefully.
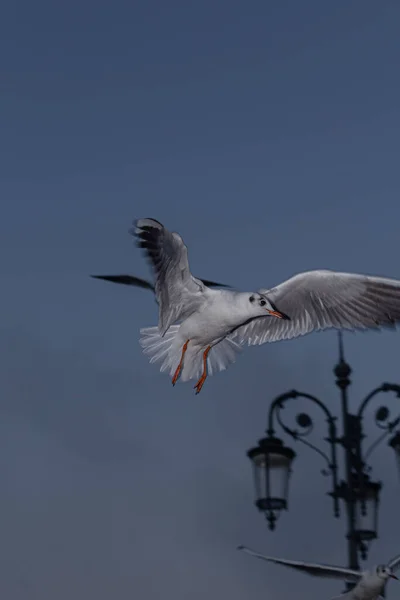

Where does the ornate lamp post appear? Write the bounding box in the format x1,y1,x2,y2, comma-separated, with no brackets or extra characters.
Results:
246,333,400,588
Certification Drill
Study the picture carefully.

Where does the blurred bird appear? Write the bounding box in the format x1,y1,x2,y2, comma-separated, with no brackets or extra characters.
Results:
237,545,400,600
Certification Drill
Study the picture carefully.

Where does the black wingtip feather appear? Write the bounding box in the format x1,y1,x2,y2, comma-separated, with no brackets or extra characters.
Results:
133,217,164,231
142,218,163,226
90,274,154,290
131,217,232,290
201,279,232,289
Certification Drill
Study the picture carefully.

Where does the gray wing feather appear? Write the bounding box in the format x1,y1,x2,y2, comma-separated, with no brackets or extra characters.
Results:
133,218,209,335
234,270,400,345
388,554,400,572
237,546,361,582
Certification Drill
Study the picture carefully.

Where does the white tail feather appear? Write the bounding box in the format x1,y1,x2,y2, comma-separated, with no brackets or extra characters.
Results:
139,326,243,382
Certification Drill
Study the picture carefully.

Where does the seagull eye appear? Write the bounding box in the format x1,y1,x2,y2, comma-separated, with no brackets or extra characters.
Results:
249,296,255,303
259,299,266,307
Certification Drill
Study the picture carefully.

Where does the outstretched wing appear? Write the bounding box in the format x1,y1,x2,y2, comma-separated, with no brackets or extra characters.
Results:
237,546,362,582
232,270,400,346
90,273,231,291
388,554,400,572
198,279,231,289
90,274,154,290
133,218,211,335
330,593,361,600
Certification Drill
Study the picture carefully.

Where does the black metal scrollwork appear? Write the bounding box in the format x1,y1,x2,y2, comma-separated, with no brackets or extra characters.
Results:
268,390,340,517
356,386,400,462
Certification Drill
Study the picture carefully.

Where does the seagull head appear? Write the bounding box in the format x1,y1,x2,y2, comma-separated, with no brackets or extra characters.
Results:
246,293,289,319
376,565,398,581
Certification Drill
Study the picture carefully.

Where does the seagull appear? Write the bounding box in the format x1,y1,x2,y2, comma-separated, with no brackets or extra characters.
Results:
237,545,400,600
118,217,400,394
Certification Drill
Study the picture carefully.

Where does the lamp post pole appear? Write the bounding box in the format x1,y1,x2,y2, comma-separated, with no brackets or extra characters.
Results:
247,333,400,590
335,334,360,578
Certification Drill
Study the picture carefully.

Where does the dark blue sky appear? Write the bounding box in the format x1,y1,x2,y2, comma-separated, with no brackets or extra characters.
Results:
2,1,400,598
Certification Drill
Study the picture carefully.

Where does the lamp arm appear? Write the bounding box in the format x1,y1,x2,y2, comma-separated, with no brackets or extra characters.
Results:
355,384,400,463
363,415,400,462
267,390,340,517
357,384,400,419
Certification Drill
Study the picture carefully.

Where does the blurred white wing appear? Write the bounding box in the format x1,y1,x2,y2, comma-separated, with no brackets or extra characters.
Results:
330,593,357,600
237,546,362,582
388,554,400,572
133,218,211,335
233,270,400,345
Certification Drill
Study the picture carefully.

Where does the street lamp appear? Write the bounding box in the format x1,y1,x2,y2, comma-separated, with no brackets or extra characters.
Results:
353,477,381,543
247,436,296,530
246,332,400,585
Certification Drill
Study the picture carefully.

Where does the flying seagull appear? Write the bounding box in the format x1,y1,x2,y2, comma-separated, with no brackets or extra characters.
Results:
237,545,400,600
104,217,400,394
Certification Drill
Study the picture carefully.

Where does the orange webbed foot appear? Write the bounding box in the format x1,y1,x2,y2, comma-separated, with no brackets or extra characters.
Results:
171,340,190,386
193,345,211,395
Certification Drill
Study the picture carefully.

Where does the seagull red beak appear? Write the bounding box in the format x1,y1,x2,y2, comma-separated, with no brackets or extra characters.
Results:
390,574,398,580
267,309,285,319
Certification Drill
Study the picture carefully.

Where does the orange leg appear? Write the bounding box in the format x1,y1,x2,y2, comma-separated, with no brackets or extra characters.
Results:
194,346,211,395
172,340,190,386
